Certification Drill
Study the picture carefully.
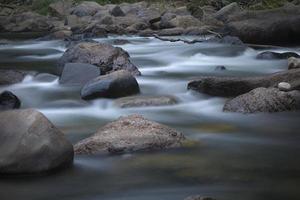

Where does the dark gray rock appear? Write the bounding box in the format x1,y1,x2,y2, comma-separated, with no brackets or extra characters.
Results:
110,6,125,17
74,114,185,155
81,70,140,100
188,69,300,97
0,70,27,85
0,91,21,111
0,109,74,174
59,63,101,86
207,36,245,46
58,42,141,76
71,1,103,17
114,95,178,108
215,66,226,71
257,51,300,60
223,87,300,114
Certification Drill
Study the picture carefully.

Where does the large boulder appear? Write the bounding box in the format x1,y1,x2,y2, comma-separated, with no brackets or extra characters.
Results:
58,42,141,76
81,70,140,100
188,69,300,97
114,95,178,108
223,87,300,114
0,91,21,111
59,63,101,86
71,1,103,17
224,6,300,44
74,114,185,154
0,70,27,85
0,109,74,174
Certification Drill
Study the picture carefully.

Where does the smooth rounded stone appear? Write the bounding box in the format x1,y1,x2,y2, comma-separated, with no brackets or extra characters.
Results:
225,6,300,44
223,87,300,114
114,95,178,108
58,42,141,76
278,82,292,92
110,5,125,17
184,195,216,200
215,66,226,71
0,91,21,111
81,70,140,100
288,57,300,70
257,51,300,60
71,1,103,17
188,69,300,97
214,2,240,21
74,114,185,155
0,109,74,174
0,70,27,85
59,63,101,86
34,73,58,82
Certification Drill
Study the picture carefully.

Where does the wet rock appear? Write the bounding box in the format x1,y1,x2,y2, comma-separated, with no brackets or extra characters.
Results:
0,70,27,85
114,95,178,108
33,73,58,82
207,36,245,46
223,87,300,114
214,2,240,21
157,28,186,36
278,82,292,92
225,6,300,44
0,91,21,111
112,39,130,45
288,57,300,70
110,6,125,17
52,30,72,39
184,195,216,200
58,42,140,76
188,69,300,97
257,51,300,60
0,109,74,174
71,1,103,17
80,70,140,100
59,63,101,86
215,66,227,71
74,114,185,155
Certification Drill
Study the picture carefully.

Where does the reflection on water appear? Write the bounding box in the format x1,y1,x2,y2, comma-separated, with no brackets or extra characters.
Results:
0,36,300,200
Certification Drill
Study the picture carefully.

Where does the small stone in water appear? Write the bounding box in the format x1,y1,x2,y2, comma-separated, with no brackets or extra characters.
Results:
215,66,226,71
278,82,291,92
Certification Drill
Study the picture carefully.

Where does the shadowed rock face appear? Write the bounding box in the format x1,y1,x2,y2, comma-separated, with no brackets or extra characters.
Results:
80,70,140,100
74,114,185,155
58,42,141,76
188,69,300,97
0,91,21,111
223,87,300,114
0,109,74,174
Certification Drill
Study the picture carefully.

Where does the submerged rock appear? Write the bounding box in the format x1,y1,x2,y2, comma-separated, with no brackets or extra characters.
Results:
81,70,140,100
59,63,101,86
288,57,300,70
0,109,74,174
223,87,300,114
257,51,300,60
188,69,300,97
58,42,141,76
114,95,178,108
74,114,185,155
0,91,21,111
0,70,27,85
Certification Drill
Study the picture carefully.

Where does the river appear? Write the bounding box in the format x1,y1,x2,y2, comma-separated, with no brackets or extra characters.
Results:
0,36,300,200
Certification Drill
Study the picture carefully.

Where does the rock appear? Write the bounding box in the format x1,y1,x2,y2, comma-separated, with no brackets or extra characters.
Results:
49,0,73,18
169,15,202,29
257,51,300,60
223,87,300,114
214,2,240,21
158,28,186,36
0,91,21,111
80,70,140,100
59,63,101,86
114,95,178,108
71,1,103,17
159,12,177,29
225,6,300,44
33,73,58,82
188,69,300,97
110,6,126,17
58,42,141,76
207,36,245,46
65,15,92,33
0,70,27,85
52,30,72,39
288,57,300,70
187,3,204,20
112,39,130,45
0,109,74,174
184,195,216,200
74,114,185,154
215,66,226,71
278,82,292,92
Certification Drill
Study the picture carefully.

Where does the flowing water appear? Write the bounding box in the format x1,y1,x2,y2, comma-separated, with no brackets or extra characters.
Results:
0,36,300,200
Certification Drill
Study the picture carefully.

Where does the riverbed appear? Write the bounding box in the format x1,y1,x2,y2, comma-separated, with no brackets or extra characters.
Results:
1,36,300,200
